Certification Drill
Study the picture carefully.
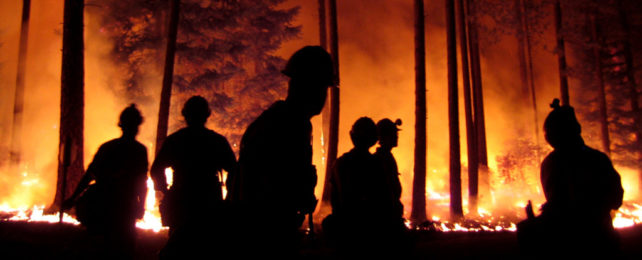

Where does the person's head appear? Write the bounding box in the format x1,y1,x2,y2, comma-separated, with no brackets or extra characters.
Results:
350,117,378,150
282,46,336,118
544,99,582,149
119,104,143,137
182,96,211,127
377,118,402,150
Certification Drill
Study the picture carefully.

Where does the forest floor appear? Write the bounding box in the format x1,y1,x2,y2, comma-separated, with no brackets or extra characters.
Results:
1,221,642,259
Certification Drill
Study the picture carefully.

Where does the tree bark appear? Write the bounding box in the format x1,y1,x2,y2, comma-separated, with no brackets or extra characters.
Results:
318,0,334,205
457,0,477,214
522,0,540,155
590,12,610,156
52,0,85,210
324,0,340,207
446,0,463,219
554,0,570,106
617,0,642,187
466,0,489,203
411,0,428,223
318,0,327,50
155,0,180,155
10,0,31,171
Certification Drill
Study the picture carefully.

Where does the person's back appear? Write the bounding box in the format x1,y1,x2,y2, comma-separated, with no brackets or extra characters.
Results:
373,118,404,223
331,145,380,219
151,96,237,258
235,100,315,214
517,99,623,256
229,46,334,257
92,137,147,213
63,104,148,259
156,127,232,207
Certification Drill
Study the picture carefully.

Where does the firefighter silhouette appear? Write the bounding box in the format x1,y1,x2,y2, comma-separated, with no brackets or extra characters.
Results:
151,96,237,258
518,99,624,256
374,118,405,227
228,46,335,257
63,104,148,259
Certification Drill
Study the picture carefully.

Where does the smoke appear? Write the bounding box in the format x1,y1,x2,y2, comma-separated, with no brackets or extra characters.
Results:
1,0,638,220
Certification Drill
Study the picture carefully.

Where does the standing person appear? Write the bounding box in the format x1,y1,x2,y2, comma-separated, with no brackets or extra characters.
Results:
228,46,334,256
63,104,148,259
518,99,623,256
374,118,404,226
323,117,379,255
151,96,237,258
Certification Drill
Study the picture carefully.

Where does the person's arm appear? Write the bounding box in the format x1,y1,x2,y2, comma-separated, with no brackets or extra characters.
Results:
220,138,238,201
603,155,624,210
150,140,170,195
61,146,103,210
135,146,149,219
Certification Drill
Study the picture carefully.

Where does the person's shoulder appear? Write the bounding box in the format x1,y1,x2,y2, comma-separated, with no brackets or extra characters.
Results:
99,138,122,150
585,146,613,166
205,128,230,143
133,140,148,152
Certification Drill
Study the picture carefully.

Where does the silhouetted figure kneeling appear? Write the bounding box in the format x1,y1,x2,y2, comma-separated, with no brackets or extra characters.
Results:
63,104,148,259
517,99,623,256
151,96,237,259
228,46,334,257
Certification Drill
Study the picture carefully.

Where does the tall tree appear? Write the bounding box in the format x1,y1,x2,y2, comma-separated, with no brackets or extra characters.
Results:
97,0,300,148
52,0,85,210
325,0,340,207
9,0,31,171
590,11,610,155
555,0,570,105
617,0,642,185
446,0,463,219
155,0,180,155
319,0,334,206
515,0,540,150
457,0,478,214
411,0,427,223
466,0,489,202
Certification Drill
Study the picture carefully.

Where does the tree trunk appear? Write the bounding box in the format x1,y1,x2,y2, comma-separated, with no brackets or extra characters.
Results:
466,0,489,203
457,0,477,214
324,0,340,206
318,0,334,205
617,0,642,188
411,0,428,223
10,0,31,171
52,0,85,210
155,0,180,155
590,12,610,156
446,0,463,219
554,0,570,106
318,0,327,50
522,0,540,155
515,0,530,104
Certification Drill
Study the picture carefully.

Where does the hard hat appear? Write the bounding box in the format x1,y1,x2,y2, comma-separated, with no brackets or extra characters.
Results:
282,46,336,86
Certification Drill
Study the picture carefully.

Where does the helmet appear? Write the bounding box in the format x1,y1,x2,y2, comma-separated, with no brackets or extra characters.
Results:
544,98,581,135
282,46,336,86
377,118,402,137
182,96,211,126
119,104,143,128
350,117,378,148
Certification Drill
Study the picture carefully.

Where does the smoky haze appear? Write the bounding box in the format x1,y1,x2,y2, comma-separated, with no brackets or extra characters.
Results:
0,0,638,221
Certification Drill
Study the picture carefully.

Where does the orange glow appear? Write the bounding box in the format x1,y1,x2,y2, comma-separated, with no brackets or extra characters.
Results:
1,0,641,234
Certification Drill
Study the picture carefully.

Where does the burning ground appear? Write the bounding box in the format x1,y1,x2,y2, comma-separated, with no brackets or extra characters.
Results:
2,0,642,256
